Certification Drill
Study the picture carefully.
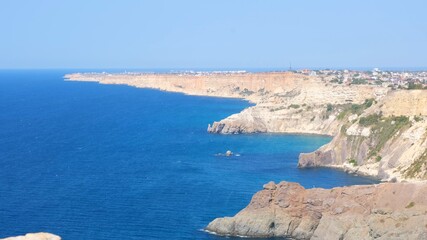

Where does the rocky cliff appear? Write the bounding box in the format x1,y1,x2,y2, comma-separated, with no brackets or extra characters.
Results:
203,74,387,135
66,72,427,239
299,91,427,181
206,181,427,239
66,72,385,136
207,104,343,135
66,72,427,181
1,233,60,240
65,72,317,103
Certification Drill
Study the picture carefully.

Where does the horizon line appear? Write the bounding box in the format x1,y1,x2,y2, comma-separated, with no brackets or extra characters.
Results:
1,66,427,72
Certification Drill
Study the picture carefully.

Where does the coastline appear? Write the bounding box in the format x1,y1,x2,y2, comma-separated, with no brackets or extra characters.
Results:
64,78,259,104
64,71,426,182
64,71,427,239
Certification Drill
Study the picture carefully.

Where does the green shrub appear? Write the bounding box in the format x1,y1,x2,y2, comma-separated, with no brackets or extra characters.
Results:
240,88,255,96
414,115,423,122
407,82,423,90
363,98,375,108
348,158,358,166
352,78,367,85
403,149,427,179
406,202,415,208
336,99,375,121
359,113,381,126
289,104,300,109
337,111,347,120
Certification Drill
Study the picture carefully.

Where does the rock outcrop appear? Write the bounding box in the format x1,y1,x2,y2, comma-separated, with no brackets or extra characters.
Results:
207,104,342,135
206,181,427,239
1,233,60,240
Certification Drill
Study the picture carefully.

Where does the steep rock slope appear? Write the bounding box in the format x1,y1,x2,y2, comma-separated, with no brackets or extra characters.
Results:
299,91,427,181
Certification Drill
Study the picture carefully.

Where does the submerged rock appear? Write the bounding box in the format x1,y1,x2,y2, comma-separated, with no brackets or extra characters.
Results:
206,181,427,239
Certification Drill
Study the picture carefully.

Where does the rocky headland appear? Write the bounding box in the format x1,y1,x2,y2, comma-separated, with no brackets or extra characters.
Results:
66,71,427,239
1,233,60,240
206,181,427,239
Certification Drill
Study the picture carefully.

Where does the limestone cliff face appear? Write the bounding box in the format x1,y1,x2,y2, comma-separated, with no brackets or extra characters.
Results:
65,72,318,103
66,72,384,136
65,72,384,106
199,73,386,135
381,90,427,116
207,105,341,135
66,72,426,181
299,91,427,181
1,233,60,240
206,181,427,239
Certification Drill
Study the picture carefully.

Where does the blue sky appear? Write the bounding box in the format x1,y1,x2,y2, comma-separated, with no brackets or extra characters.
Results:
1,0,426,69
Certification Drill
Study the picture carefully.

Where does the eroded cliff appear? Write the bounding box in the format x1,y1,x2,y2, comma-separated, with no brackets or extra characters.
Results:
206,181,427,239
299,91,427,181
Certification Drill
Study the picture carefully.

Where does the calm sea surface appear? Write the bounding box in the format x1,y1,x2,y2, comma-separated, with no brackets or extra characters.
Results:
0,70,378,239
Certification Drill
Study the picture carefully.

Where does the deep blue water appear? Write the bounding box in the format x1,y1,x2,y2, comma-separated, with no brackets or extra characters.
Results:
0,70,378,239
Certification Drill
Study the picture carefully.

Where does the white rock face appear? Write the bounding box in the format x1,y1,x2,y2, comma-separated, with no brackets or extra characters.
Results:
208,105,342,135
346,124,371,137
348,114,358,122
1,233,60,240
300,112,427,181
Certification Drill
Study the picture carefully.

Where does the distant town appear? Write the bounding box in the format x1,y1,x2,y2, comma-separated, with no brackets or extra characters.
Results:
297,68,427,89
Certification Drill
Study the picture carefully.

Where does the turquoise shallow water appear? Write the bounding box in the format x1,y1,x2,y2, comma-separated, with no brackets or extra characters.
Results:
0,70,378,239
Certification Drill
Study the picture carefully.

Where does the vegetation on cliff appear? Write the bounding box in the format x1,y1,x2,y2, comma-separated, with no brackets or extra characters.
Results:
336,98,375,120
403,148,427,179
368,115,410,158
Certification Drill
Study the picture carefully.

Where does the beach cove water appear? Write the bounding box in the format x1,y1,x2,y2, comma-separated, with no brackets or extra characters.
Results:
0,70,378,239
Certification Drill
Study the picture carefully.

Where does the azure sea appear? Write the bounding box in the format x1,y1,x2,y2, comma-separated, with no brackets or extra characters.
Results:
0,70,378,240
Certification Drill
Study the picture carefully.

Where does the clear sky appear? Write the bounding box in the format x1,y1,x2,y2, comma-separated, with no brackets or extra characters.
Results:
1,0,426,69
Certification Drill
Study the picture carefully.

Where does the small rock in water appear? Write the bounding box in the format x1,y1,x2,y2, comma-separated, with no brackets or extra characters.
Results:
225,150,233,157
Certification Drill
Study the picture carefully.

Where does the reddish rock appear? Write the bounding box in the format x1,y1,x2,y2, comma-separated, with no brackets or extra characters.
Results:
206,181,427,239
